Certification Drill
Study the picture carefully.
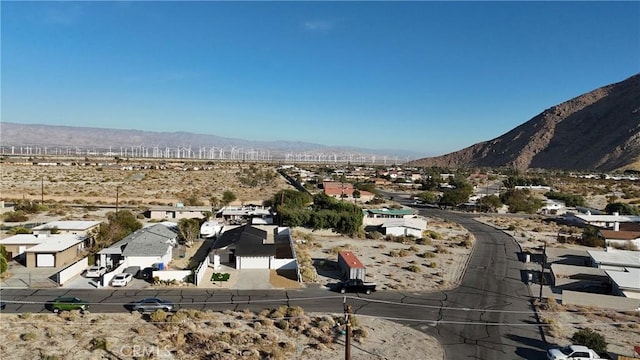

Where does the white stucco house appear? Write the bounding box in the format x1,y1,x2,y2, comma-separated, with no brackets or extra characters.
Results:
209,224,298,272
97,224,177,270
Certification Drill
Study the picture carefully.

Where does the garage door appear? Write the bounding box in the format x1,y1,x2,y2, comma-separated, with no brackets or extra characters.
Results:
238,256,270,269
37,254,55,267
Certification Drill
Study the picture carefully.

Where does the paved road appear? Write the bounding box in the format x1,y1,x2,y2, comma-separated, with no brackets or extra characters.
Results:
414,208,546,360
0,209,546,359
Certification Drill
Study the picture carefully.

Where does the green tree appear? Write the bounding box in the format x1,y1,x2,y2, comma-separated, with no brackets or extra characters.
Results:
222,190,237,205
581,226,605,248
604,202,640,215
571,328,607,354
6,226,31,235
501,189,543,214
416,191,437,204
95,210,142,250
477,195,502,213
178,218,201,247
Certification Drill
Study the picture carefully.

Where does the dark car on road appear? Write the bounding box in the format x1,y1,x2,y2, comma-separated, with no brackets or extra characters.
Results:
335,279,377,295
51,296,89,313
130,298,176,313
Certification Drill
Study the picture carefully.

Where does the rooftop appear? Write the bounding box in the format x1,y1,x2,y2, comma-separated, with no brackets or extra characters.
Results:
587,249,640,268
32,220,101,231
25,235,84,252
606,268,640,291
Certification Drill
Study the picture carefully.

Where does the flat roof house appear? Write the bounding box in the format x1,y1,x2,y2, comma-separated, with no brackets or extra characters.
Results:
0,233,85,267
32,220,101,236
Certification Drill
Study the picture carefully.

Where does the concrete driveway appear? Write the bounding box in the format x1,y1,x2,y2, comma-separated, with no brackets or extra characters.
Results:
234,269,272,290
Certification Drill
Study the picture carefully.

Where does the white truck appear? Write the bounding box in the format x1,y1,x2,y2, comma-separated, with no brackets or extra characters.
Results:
547,345,607,360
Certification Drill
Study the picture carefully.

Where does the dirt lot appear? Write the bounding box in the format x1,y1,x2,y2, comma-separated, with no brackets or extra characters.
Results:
0,309,443,360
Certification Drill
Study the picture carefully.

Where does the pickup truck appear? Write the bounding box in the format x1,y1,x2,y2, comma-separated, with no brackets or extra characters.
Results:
335,279,377,295
547,345,607,360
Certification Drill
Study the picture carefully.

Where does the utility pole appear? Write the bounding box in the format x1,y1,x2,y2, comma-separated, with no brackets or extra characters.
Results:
539,241,547,301
116,185,120,214
41,176,44,204
344,297,352,360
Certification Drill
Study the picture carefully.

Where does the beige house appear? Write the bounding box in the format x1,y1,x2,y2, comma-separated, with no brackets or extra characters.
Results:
0,233,85,268
146,205,210,220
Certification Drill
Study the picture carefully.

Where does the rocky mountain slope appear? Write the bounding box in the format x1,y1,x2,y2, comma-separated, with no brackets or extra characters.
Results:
409,74,640,171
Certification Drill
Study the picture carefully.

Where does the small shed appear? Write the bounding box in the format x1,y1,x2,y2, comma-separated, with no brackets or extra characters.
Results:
338,251,366,281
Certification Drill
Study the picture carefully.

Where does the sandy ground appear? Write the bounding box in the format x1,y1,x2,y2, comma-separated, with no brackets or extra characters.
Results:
0,310,443,360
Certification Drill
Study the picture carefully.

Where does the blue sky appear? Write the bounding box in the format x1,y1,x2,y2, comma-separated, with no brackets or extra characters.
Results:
2,1,639,157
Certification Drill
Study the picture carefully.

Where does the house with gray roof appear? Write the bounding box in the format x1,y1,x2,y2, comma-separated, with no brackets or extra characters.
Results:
210,224,298,273
97,224,177,270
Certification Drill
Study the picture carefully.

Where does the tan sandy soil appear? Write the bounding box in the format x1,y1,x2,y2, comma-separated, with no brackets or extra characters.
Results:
0,163,294,206
293,215,474,291
0,310,443,360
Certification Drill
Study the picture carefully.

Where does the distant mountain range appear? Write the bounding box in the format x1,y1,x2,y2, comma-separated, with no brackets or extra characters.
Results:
408,74,640,172
0,123,422,163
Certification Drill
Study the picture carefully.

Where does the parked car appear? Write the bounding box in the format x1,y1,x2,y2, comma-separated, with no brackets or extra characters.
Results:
130,298,176,313
51,296,89,313
0,300,6,310
85,266,107,278
123,266,142,279
335,278,377,295
547,345,606,360
111,273,133,287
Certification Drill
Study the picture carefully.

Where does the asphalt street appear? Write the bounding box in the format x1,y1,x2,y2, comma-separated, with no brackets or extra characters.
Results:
0,207,547,360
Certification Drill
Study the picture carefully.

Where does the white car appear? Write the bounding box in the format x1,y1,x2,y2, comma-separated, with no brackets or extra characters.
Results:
547,345,604,360
111,273,133,287
85,266,107,278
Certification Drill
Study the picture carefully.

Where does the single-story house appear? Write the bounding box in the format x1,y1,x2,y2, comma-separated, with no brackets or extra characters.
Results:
598,229,640,250
146,205,211,220
565,212,640,229
0,233,86,267
322,181,375,203
24,236,85,268
209,224,298,271
587,249,640,271
606,268,640,299
363,208,415,227
32,220,101,237
379,217,427,238
216,206,274,225
97,224,177,270
0,233,85,268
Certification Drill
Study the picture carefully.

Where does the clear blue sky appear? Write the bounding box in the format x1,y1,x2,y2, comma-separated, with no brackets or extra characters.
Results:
2,1,639,156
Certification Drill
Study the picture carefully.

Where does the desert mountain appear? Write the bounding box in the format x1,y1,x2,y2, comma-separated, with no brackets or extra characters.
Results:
409,74,640,172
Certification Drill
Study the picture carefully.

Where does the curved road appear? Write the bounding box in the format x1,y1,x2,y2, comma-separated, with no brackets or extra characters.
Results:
0,209,546,359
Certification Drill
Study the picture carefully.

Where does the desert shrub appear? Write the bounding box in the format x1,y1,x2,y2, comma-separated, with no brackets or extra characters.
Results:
276,319,289,330
3,211,29,222
300,267,317,282
507,224,517,231
416,237,432,245
368,231,383,240
408,245,419,252
20,332,37,341
149,309,168,322
6,226,31,235
423,230,442,240
418,251,436,258
407,265,422,273
459,238,473,248
90,337,108,351
571,328,607,354
389,250,400,257
435,245,449,254
398,249,411,257
428,262,437,268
